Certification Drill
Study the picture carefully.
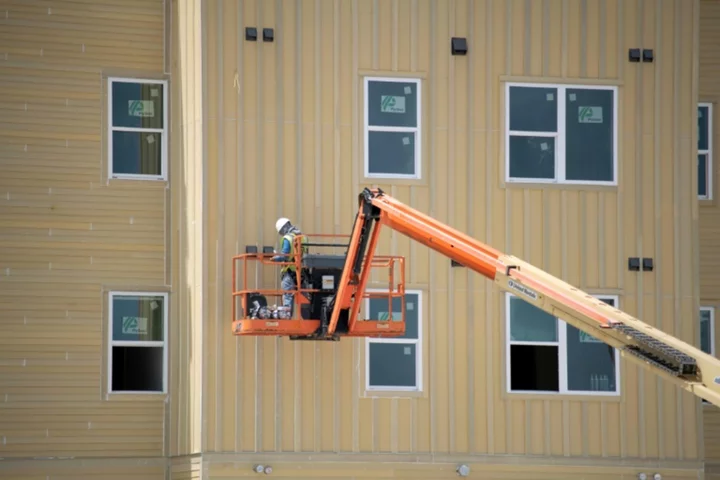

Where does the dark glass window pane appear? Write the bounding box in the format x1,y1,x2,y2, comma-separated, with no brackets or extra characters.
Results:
368,343,417,388
112,294,165,342
509,345,559,391
699,154,709,198
566,324,618,392
111,346,164,392
564,88,614,182
112,81,164,129
508,135,555,180
367,293,418,339
112,131,162,176
701,309,712,354
699,106,709,151
368,131,416,176
509,296,557,342
509,86,558,132
367,80,418,128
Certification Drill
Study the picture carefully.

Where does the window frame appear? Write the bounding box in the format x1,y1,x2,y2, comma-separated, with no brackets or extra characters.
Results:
699,102,713,200
107,291,169,395
363,76,422,180
364,288,423,392
505,292,621,397
107,77,169,181
504,82,619,186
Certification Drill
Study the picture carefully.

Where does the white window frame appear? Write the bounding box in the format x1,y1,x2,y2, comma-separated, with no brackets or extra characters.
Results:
107,77,168,181
699,102,713,200
363,76,422,180
505,292,621,397
108,291,169,395
504,82,618,186
364,289,423,392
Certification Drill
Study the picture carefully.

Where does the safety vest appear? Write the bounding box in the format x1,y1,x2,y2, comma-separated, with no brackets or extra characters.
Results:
280,232,309,274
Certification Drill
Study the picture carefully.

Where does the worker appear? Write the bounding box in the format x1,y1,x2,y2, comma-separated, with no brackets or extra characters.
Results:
271,217,308,312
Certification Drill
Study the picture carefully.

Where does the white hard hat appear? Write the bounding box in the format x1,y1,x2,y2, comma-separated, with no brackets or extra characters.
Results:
275,217,290,233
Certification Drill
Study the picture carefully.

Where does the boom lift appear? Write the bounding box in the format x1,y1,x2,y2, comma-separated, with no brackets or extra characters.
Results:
232,188,720,406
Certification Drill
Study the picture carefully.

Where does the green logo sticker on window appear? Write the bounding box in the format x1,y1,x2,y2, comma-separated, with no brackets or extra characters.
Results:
579,330,603,343
377,311,403,321
122,316,148,335
578,106,603,123
128,100,155,118
380,95,406,114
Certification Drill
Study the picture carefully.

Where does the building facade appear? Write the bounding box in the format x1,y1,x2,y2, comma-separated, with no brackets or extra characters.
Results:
699,0,720,479
0,0,717,479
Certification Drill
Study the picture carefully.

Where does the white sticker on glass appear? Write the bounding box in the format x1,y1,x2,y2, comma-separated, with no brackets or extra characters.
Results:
404,346,411,355
546,93,554,101
540,142,548,151
404,86,412,94
402,136,410,145
569,93,577,101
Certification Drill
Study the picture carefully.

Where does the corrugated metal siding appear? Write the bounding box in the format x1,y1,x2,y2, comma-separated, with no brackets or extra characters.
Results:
0,0,164,72
0,0,166,461
0,460,165,480
200,0,702,465
170,456,204,480
699,0,720,471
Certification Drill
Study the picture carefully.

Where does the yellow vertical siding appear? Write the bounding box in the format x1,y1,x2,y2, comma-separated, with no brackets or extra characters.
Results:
699,0,720,473
168,0,205,459
0,0,166,467
197,0,702,472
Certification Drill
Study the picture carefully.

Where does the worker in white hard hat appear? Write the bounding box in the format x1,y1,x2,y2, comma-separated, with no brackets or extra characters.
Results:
271,217,308,312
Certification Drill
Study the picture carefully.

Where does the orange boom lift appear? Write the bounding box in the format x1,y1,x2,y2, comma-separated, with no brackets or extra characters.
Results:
232,188,720,406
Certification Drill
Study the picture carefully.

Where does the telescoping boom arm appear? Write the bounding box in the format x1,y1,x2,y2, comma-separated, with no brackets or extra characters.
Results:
330,188,720,407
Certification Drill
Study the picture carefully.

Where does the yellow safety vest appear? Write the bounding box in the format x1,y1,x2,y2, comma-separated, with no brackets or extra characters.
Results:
280,232,309,274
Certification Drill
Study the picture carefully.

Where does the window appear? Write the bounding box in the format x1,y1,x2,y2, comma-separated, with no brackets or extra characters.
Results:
506,293,620,396
108,292,168,394
365,290,422,391
364,77,421,179
698,103,713,199
701,307,715,356
108,77,168,180
505,83,617,185
700,307,715,405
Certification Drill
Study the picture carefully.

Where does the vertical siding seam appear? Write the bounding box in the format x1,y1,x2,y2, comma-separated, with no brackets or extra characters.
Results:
692,0,703,461
580,0,587,77
599,0,606,78
411,0,418,72
635,0,646,460
466,0,475,454
485,0,495,455
542,0,549,77
276,0,285,453
215,0,225,452
561,0,568,78
234,0,245,454
428,0,437,455
255,0,265,452
504,0,513,457
448,0,456,455
351,0,360,454
332,0,340,454
392,0,398,71
314,0,322,454
294,0,303,453
372,0,378,69
524,0,531,76
201,0,210,455
654,0,665,461
672,0,683,461
615,0,625,458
